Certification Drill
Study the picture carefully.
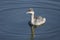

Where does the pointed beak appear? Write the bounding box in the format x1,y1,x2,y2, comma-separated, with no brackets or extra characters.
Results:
26,11,31,14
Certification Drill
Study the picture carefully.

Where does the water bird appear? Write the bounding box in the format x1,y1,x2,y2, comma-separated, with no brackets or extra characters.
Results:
26,8,46,27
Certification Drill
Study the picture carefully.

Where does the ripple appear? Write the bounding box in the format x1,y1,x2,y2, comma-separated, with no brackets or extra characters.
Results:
0,0,60,40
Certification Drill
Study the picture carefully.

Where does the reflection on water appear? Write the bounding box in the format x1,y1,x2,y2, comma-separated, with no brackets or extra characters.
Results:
0,0,60,40
30,26,35,40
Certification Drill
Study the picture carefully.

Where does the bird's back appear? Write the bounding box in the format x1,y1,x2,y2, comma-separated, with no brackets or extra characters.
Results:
34,16,43,22
33,16,46,25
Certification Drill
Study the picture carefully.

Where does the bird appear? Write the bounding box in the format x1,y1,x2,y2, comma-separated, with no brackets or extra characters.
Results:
26,8,46,27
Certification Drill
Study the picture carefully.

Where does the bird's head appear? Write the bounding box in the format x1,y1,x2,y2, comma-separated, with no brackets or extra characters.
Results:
26,8,34,15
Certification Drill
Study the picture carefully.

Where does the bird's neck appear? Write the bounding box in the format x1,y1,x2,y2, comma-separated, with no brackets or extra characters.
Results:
31,14,34,24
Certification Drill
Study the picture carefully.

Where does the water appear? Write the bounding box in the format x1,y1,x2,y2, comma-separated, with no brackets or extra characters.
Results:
0,0,60,40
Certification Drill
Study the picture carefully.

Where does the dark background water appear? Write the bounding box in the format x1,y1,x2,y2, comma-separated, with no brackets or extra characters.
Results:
0,0,60,40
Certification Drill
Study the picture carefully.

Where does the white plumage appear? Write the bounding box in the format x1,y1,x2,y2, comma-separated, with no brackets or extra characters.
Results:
26,8,46,26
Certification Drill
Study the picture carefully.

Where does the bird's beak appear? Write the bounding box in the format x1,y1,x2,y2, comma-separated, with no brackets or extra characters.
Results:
26,12,30,14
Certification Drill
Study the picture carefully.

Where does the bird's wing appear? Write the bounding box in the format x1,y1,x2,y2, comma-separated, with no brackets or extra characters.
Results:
34,16,43,22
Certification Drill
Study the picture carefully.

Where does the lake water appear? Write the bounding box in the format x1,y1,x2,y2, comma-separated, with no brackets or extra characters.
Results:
0,0,60,40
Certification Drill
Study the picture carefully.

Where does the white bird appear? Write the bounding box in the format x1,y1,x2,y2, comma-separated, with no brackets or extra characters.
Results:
26,8,46,27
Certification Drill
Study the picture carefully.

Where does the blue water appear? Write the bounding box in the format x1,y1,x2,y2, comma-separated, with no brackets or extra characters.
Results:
0,0,60,40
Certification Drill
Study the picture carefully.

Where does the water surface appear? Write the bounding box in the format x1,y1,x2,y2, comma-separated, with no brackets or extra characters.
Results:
0,0,60,40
